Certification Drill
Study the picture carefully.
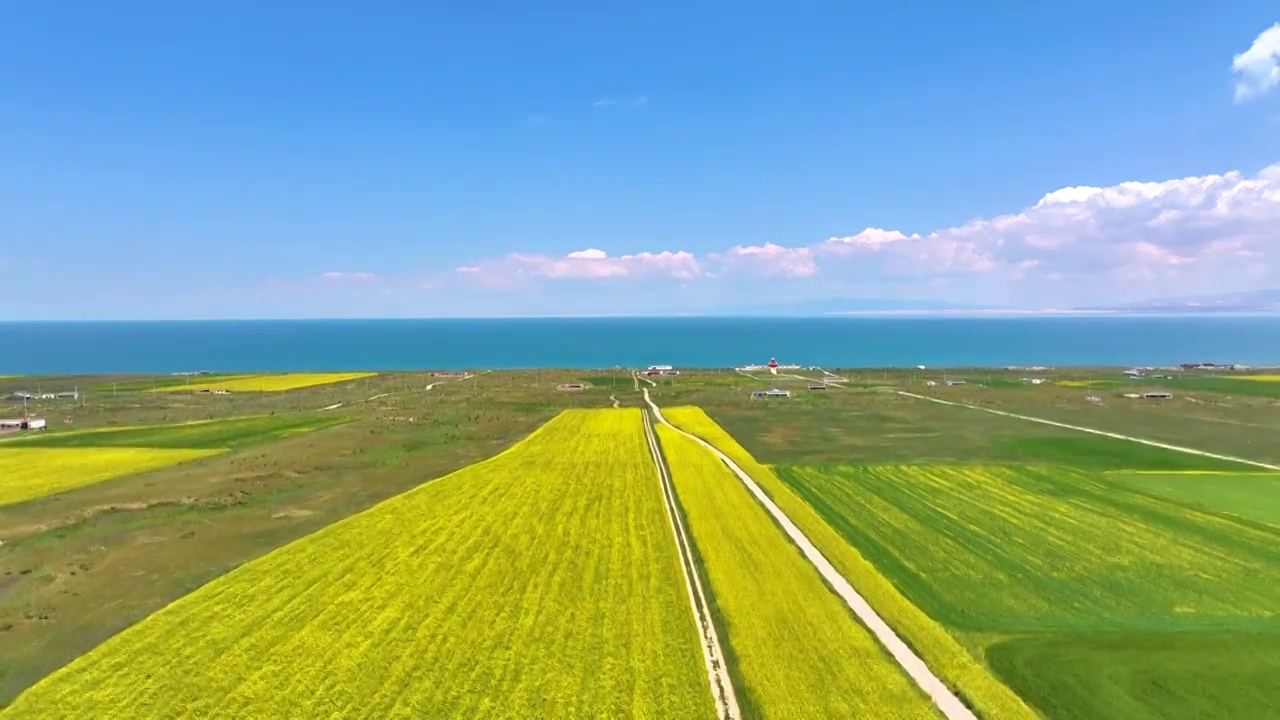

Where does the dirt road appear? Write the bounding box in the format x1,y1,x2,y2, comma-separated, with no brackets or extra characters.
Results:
644,389,978,720
897,391,1280,471
641,408,741,719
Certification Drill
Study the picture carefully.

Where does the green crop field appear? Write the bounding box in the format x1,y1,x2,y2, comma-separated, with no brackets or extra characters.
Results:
777,461,1280,720
655,423,938,719
2,409,713,718
778,464,1280,632
1108,471,1280,528
986,632,1280,720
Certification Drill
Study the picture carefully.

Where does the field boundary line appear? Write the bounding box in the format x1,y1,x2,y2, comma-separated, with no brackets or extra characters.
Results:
644,390,978,720
642,409,741,720
897,391,1280,471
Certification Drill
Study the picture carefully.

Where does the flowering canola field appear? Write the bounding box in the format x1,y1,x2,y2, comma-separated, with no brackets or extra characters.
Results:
663,407,1040,720
0,448,221,507
2,409,714,719
655,423,939,719
148,372,376,392
778,463,1280,633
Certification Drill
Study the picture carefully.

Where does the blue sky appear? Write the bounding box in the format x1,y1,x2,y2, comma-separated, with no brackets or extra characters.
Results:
2,2,1279,319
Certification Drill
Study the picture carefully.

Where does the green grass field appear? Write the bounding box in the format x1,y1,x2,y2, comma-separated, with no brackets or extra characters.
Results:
777,464,1280,632
1108,471,1280,527
987,632,1280,720
777,461,1280,719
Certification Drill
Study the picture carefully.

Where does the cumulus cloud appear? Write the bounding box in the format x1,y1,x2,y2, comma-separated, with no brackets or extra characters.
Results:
709,243,817,277
458,248,701,282
451,163,1280,304
1233,22,1280,103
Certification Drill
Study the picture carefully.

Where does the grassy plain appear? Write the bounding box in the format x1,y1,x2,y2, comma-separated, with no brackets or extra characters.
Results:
146,372,376,393
655,423,938,720
4,414,347,450
0,370,602,706
662,407,1039,720
4,409,713,718
0,448,222,508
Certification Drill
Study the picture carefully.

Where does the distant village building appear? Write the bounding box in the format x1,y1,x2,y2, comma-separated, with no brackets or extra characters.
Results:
0,417,46,432
750,388,791,399
556,383,586,392
644,365,679,376
1141,390,1173,400
807,382,829,391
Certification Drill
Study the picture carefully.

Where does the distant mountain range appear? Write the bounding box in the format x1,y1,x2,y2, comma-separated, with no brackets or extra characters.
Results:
1085,289,1280,314
711,290,1280,316
712,298,1000,316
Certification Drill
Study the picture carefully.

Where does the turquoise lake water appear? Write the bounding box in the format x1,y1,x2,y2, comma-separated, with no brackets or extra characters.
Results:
0,317,1276,374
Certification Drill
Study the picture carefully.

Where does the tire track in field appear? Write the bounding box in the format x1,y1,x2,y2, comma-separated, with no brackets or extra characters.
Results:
897,391,1280,471
641,409,740,720
314,372,484,412
644,389,978,720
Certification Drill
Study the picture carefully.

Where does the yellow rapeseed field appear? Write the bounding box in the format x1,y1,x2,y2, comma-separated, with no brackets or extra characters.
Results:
663,406,1041,720
0,448,221,507
2,409,715,719
656,423,939,719
1230,374,1280,382
149,372,376,392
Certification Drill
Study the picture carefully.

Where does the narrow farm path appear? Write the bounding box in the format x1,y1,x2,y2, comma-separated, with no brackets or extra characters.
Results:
641,408,741,719
898,391,1280,471
315,372,484,412
734,369,762,381
636,372,657,387
644,389,979,720
609,394,620,408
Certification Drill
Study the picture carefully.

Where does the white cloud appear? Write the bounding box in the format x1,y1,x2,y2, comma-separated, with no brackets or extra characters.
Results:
450,162,1280,306
459,248,701,282
1233,22,1280,103
319,271,377,281
709,243,817,278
